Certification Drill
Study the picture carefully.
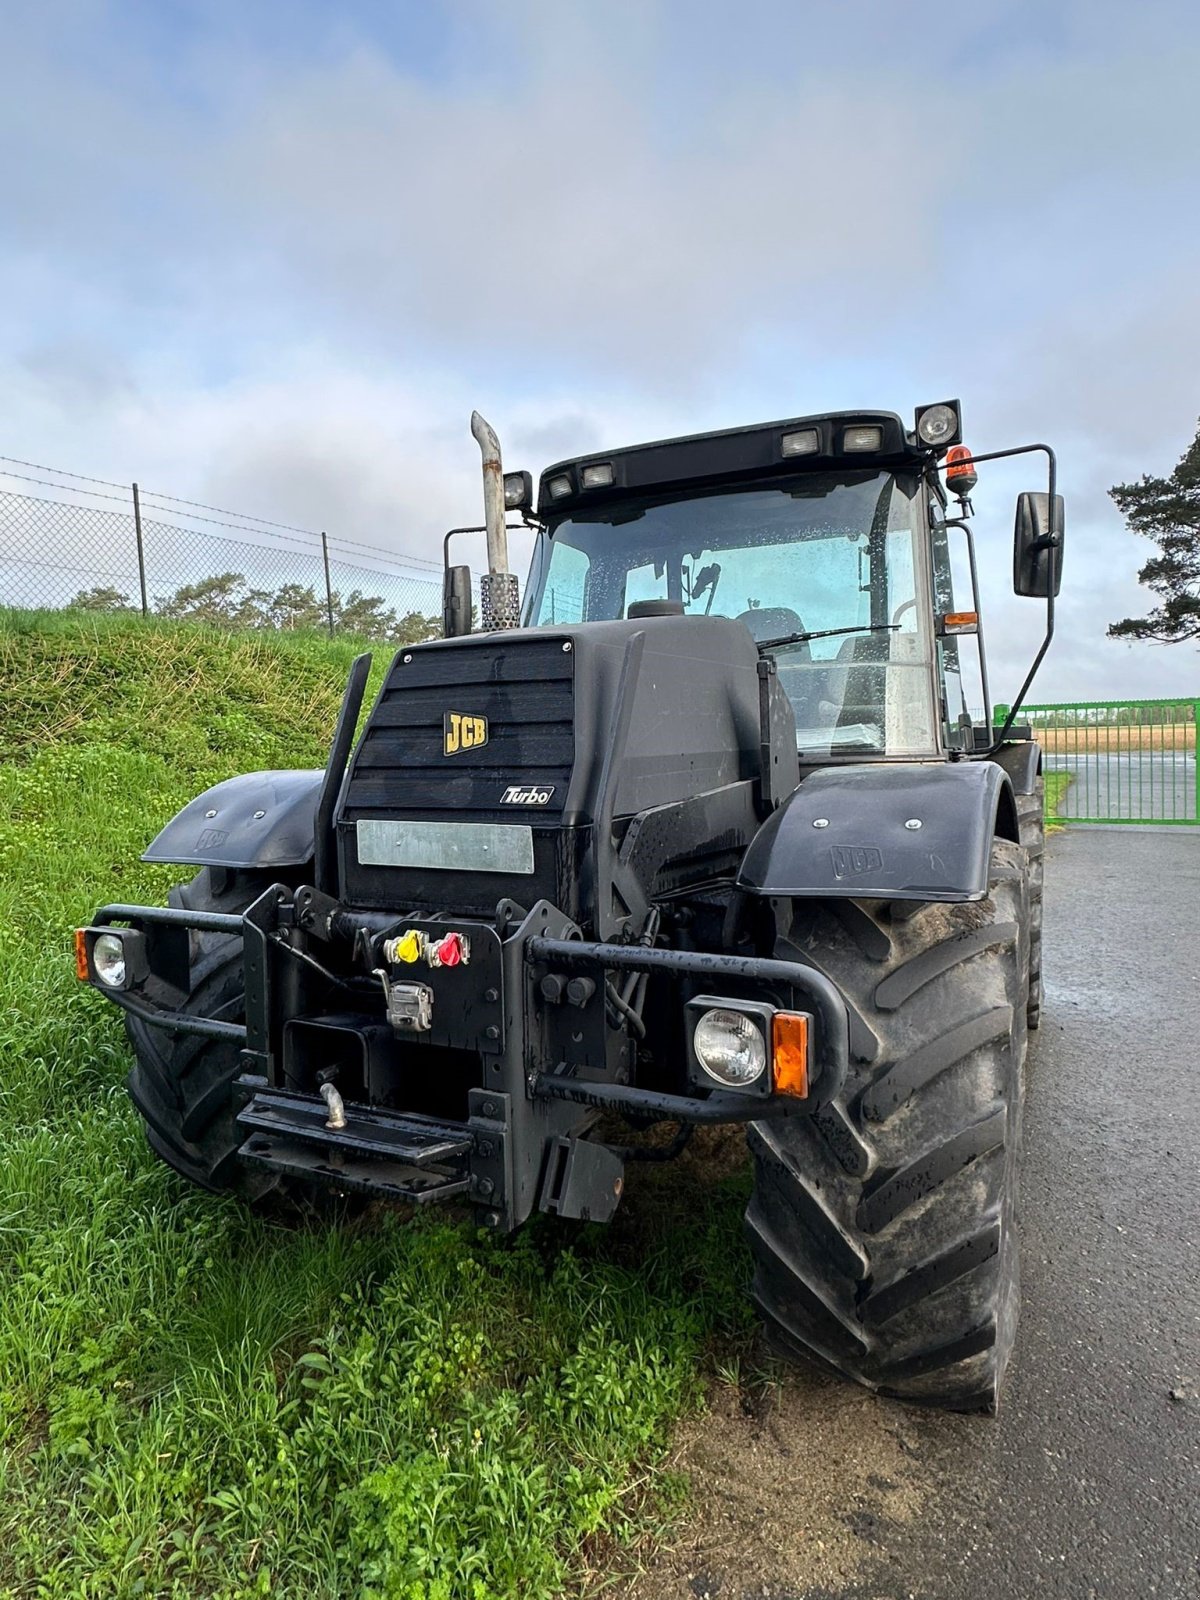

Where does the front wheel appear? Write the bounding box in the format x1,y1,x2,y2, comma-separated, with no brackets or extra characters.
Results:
745,839,1029,1411
125,867,279,1201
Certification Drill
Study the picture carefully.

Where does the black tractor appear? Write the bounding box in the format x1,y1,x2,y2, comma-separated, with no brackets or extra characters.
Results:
77,401,1063,1410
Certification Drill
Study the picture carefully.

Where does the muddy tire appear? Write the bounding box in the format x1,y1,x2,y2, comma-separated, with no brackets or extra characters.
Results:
1016,777,1045,1030
745,839,1028,1411
126,867,279,1201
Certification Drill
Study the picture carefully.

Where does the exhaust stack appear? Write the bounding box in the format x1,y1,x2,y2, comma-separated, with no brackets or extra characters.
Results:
471,410,520,630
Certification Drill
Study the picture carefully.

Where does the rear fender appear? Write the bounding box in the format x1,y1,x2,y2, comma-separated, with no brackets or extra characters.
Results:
989,738,1042,795
141,769,323,871
736,761,1018,903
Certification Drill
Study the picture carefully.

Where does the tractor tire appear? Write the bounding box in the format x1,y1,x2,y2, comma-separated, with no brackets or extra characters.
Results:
745,838,1029,1411
1016,777,1045,1030
126,867,280,1202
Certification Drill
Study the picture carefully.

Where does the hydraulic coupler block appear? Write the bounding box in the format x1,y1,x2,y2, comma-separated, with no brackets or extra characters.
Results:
381,929,471,968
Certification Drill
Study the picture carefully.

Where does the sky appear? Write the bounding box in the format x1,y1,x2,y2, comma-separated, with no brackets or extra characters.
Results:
3,0,1199,703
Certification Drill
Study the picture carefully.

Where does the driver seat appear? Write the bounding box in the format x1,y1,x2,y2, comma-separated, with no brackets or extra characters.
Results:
735,606,808,657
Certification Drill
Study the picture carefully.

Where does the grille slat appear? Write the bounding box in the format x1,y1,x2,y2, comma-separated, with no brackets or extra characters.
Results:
367,682,573,729
357,728,576,768
347,771,573,812
379,651,574,690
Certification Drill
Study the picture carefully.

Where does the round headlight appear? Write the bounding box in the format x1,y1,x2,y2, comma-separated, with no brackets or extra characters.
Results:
917,404,958,447
693,1008,767,1087
91,932,127,988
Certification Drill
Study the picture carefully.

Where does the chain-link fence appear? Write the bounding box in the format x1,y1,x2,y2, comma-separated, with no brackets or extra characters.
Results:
0,458,445,644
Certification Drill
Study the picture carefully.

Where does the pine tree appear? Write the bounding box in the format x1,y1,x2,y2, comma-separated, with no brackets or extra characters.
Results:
1108,422,1200,644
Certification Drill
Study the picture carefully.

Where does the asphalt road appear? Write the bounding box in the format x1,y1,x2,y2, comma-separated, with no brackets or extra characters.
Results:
1050,751,1197,823
855,826,1200,1598
630,827,1200,1600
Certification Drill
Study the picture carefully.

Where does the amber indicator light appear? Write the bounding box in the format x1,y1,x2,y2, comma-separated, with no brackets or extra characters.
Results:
771,1012,810,1098
73,929,91,982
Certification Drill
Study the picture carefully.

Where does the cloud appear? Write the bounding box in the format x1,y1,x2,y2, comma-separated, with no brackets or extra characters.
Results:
1,0,1199,701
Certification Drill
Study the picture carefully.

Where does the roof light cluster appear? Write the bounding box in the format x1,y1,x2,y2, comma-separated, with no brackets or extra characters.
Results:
779,419,892,459
539,403,964,511
548,460,617,499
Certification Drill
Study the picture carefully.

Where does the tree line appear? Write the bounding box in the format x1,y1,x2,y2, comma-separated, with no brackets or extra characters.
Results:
69,572,440,645
1024,704,1193,726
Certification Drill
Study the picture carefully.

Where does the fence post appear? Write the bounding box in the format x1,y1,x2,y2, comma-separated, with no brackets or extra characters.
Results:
131,482,149,617
320,531,335,637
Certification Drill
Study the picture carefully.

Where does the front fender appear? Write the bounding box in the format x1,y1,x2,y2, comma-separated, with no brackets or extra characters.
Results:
736,761,1017,902
141,769,323,871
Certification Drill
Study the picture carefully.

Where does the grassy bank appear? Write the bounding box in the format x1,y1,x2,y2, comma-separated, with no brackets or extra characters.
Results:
0,611,752,1600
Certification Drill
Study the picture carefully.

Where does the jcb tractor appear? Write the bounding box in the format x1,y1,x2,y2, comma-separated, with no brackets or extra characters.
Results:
77,401,1063,1410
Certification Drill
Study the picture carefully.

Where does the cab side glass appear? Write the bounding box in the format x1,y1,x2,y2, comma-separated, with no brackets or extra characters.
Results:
535,542,589,624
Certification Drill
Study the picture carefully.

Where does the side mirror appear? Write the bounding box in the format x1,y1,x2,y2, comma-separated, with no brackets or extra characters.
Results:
1013,492,1065,598
442,564,473,637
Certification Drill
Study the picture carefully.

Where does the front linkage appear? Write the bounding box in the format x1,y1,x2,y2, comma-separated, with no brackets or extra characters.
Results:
77,883,849,1231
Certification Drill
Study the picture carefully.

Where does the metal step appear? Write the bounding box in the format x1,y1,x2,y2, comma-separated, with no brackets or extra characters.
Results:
236,1087,472,1204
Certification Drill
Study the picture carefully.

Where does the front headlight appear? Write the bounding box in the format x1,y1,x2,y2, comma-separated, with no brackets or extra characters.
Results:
91,932,128,988
76,926,149,990
693,1007,767,1087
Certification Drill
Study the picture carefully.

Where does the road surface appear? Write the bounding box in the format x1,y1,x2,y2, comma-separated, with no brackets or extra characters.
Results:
1050,749,1196,823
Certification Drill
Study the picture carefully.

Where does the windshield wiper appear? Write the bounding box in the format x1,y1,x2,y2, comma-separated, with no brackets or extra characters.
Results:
755,622,899,652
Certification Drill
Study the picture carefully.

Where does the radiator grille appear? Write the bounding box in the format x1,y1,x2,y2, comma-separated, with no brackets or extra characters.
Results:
340,636,575,823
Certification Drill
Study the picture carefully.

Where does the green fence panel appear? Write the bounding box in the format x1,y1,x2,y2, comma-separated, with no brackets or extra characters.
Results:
1000,698,1200,825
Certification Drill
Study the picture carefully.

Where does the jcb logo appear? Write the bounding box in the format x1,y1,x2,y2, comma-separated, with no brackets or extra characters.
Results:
444,711,488,755
831,845,883,880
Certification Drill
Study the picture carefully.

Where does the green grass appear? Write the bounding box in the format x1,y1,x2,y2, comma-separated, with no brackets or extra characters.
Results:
0,611,753,1600
1044,769,1073,831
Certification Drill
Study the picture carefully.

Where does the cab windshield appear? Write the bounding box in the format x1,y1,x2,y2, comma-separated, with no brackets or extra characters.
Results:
522,470,938,757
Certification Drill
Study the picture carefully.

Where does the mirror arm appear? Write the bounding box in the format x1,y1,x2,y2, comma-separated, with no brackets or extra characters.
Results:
443,522,529,569
941,444,1058,759
981,577,1055,757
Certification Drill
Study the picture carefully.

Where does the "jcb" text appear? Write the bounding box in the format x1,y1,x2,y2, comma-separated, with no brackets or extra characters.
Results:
444,711,488,755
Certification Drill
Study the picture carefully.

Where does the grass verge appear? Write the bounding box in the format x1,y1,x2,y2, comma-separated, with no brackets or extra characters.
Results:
1043,769,1073,832
0,611,753,1600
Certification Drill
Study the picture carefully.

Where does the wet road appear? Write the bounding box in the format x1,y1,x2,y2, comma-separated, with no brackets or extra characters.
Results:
887,826,1200,1597
1049,751,1197,823
629,827,1200,1600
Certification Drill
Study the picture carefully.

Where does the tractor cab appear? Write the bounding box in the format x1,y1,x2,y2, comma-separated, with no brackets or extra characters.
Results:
524,449,939,761
451,402,1061,768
